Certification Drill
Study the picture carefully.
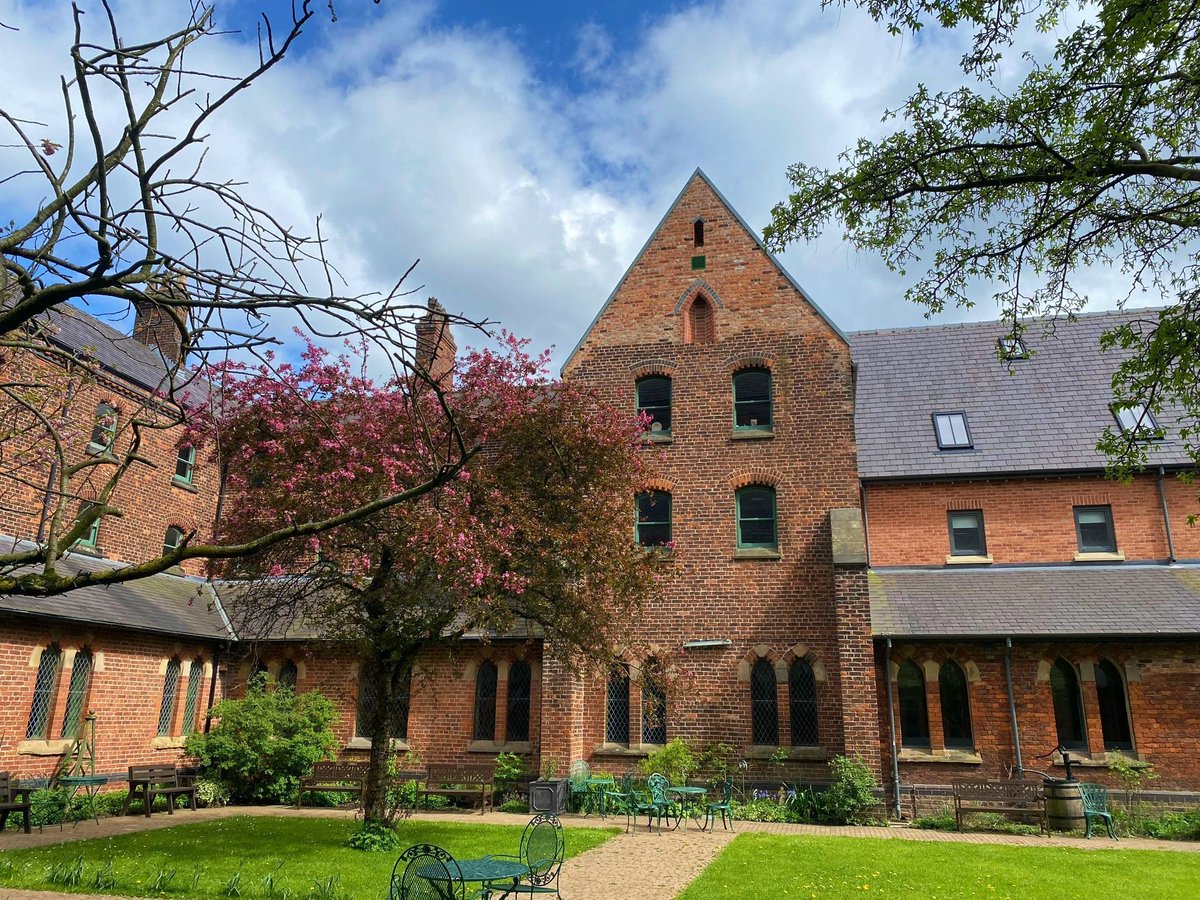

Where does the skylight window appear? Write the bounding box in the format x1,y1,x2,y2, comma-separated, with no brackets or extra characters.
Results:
933,412,972,449
1113,402,1160,438
998,335,1028,359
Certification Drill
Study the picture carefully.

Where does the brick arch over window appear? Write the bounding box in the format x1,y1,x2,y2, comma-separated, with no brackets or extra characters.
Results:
722,353,777,375
682,294,716,345
728,470,781,491
629,360,679,380
671,278,726,314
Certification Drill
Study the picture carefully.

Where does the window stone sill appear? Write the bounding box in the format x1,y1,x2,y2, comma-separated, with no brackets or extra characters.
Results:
345,737,409,752
18,739,72,756
171,477,198,493
731,428,773,441
86,443,116,459
733,548,781,561
1074,551,1125,562
1052,750,1136,768
945,554,993,565
467,740,532,754
592,744,648,758
150,736,187,750
898,747,983,764
70,545,103,558
643,432,673,445
743,746,827,761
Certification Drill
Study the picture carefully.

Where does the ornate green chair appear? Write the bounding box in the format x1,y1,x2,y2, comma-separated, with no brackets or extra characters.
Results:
388,843,467,900
703,777,735,831
604,773,636,830
1079,783,1118,840
567,760,591,813
484,813,565,897
631,773,670,834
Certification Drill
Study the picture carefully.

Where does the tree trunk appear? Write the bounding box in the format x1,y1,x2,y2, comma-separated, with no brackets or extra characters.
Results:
360,649,397,825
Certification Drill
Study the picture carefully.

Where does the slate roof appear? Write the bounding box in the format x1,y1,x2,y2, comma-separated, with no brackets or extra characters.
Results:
869,565,1200,638
850,309,1191,479
0,537,232,640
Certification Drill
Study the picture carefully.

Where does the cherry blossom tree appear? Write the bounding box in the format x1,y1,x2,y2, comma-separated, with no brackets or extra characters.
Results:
206,333,664,824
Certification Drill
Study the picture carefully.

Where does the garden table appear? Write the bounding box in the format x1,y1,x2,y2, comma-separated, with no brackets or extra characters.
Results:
584,775,615,817
667,785,708,831
57,775,109,828
417,857,528,899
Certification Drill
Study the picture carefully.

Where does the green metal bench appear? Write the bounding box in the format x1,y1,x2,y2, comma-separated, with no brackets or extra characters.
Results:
1080,782,1118,840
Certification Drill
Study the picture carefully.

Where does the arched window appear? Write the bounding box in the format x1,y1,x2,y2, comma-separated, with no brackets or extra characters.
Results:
90,402,118,451
157,656,181,737
473,660,498,741
60,648,94,739
1050,658,1087,750
733,368,772,430
355,666,410,740
26,644,63,739
736,486,777,549
641,660,667,745
182,657,205,734
897,660,930,748
693,217,705,247
636,376,672,434
750,658,779,745
507,660,532,743
355,668,375,739
686,295,715,345
789,658,819,746
391,668,411,741
248,660,269,692
636,491,672,546
278,659,298,690
606,664,631,745
75,502,101,550
162,525,185,556
938,660,974,749
1095,659,1133,751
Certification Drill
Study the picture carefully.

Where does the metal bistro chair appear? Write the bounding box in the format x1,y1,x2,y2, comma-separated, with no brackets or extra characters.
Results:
567,760,591,813
1079,783,1118,840
389,843,467,900
632,773,671,834
606,773,636,829
485,813,566,898
703,777,735,832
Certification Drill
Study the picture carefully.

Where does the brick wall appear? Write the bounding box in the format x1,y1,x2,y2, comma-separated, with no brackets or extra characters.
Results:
561,172,865,778
0,614,223,781
874,638,1200,793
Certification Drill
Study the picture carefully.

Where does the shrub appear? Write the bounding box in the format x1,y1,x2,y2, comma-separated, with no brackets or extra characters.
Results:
1121,808,1200,841
185,686,338,804
493,752,525,796
194,777,230,809
818,754,879,825
346,820,401,852
498,797,528,813
911,809,957,831
731,797,803,823
640,737,697,786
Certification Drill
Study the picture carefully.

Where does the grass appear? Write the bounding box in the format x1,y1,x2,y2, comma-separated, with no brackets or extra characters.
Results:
0,815,617,899
678,833,1200,899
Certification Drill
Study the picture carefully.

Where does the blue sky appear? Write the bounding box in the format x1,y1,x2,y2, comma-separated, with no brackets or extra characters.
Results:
1,1,1122,367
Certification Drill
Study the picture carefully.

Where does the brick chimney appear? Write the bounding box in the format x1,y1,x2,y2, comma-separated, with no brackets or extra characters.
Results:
414,298,457,388
132,276,190,365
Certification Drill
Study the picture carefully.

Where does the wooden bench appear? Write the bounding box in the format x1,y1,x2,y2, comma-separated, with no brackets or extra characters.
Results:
296,762,369,808
952,780,1047,833
0,772,33,834
122,765,198,818
420,764,494,815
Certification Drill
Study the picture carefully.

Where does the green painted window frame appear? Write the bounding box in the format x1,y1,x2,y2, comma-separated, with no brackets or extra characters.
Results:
732,368,772,430
636,490,672,546
89,402,118,453
174,445,196,484
636,375,672,435
162,525,185,556
76,503,100,549
735,485,777,549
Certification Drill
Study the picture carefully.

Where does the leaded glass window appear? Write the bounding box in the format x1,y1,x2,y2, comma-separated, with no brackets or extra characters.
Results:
473,660,498,741
789,658,819,747
938,660,974,749
897,660,930,748
278,660,298,690
606,664,630,745
736,486,777,549
636,376,672,434
182,657,204,734
1050,658,1087,750
392,668,410,741
733,368,771,429
356,667,409,740
1095,659,1133,751
26,644,63,739
507,660,531,743
750,659,779,745
157,657,181,736
641,661,667,745
60,648,93,739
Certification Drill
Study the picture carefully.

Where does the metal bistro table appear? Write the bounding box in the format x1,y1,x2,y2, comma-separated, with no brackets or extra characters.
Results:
584,775,615,817
668,785,708,831
417,857,528,899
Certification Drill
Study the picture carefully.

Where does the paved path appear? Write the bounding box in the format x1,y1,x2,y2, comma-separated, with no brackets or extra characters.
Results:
2,806,1197,900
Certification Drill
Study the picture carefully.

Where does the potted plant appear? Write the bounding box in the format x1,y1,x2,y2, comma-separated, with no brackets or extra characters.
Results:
529,757,568,814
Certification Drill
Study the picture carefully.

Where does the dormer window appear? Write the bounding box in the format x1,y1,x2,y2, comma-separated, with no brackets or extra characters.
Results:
998,335,1028,359
1113,402,1160,438
933,412,971,450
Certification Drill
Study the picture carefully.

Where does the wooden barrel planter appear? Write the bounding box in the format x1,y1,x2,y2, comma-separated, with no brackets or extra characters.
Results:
1044,779,1085,832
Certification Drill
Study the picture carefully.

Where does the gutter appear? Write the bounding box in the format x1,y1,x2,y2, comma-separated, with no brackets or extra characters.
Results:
1003,638,1023,779
883,637,902,819
1159,466,1177,563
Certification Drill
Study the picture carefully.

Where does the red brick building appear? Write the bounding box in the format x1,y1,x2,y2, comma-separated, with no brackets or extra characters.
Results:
3,171,1198,813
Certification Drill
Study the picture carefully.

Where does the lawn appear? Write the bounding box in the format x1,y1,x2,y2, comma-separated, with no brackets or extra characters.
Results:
0,816,617,899
678,833,1200,900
